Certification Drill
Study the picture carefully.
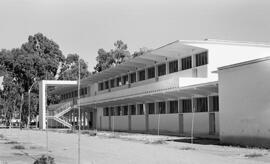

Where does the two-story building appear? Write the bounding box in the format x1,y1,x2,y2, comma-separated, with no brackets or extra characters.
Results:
39,39,270,147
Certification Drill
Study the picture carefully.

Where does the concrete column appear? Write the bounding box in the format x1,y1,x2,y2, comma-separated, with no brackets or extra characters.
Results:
155,102,158,114
192,97,197,112
178,99,183,113
144,103,148,132
178,58,182,71
166,100,170,114
109,107,112,131
39,81,46,130
128,105,131,131
192,54,196,68
166,61,169,74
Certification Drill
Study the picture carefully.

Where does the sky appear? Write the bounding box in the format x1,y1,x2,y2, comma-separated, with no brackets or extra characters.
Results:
0,0,270,72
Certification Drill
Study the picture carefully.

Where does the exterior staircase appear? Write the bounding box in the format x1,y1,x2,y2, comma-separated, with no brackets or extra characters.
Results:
47,101,75,129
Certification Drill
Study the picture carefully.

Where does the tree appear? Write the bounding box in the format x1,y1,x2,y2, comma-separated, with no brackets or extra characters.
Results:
132,47,151,58
93,40,131,73
58,53,90,80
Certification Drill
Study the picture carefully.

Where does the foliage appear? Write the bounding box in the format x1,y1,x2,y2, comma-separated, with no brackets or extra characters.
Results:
58,53,90,80
34,155,55,164
93,40,131,73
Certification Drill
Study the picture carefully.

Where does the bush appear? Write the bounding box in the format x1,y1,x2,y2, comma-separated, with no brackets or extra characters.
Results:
34,155,55,164
5,141,19,144
12,145,25,150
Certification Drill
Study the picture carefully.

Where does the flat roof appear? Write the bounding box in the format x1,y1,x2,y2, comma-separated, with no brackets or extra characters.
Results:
218,56,270,71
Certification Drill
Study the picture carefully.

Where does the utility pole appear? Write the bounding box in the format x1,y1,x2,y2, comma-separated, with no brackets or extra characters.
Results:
77,57,81,164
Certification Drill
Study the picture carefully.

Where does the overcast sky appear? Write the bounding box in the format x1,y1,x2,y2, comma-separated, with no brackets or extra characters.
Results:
0,0,270,72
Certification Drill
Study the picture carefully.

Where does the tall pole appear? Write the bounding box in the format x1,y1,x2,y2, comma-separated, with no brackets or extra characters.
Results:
27,80,36,129
77,57,81,164
191,96,195,144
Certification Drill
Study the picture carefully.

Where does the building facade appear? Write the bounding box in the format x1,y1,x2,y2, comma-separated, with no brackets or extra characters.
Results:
39,40,270,147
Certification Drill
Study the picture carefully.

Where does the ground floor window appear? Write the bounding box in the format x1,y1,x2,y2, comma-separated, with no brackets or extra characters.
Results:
148,103,155,114
130,72,136,83
123,106,128,115
110,107,115,116
110,79,115,88
139,70,145,81
103,107,109,116
138,104,144,115
169,100,178,113
196,97,208,112
130,105,136,115
116,77,121,87
158,101,166,114
182,99,192,113
212,96,219,112
116,106,121,116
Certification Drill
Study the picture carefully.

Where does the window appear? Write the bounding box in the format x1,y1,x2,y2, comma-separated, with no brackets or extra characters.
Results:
158,64,166,76
110,79,115,88
148,103,155,114
139,70,145,81
182,99,192,113
110,107,115,116
196,97,208,112
169,60,178,73
130,72,136,83
196,52,208,67
116,77,121,87
212,96,219,112
158,102,166,114
104,81,109,89
98,82,104,91
103,107,109,116
123,106,128,115
169,100,178,113
138,104,144,115
123,75,128,85
181,56,192,70
147,67,155,79
116,106,121,116
130,105,136,115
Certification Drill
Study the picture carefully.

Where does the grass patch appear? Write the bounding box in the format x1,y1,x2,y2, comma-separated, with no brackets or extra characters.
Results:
12,145,25,150
244,152,265,158
34,155,55,164
5,141,19,144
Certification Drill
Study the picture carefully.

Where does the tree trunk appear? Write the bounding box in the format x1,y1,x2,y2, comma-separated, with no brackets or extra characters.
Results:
19,93,24,130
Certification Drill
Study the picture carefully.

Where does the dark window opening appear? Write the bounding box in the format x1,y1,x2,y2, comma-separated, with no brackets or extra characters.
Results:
169,100,178,113
116,106,121,116
110,79,115,88
169,60,178,73
104,81,109,89
123,106,128,115
181,56,192,70
148,103,155,114
130,105,136,115
158,102,166,114
182,99,192,113
123,75,128,85
116,77,121,87
212,96,219,112
196,51,208,67
98,82,104,91
139,70,145,81
158,64,166,76
130,72,136,83
196,97,208,112
147,67,155,79
138,104,144,115
103,107,109,116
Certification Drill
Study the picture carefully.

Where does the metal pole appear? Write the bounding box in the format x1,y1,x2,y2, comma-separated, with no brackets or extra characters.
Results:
77,57,81,164
191,96,195,144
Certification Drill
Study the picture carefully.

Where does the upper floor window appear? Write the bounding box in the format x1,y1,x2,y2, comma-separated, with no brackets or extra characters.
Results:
139,70,145,81
181,56,192,70
148,103,155,114
196,52,208,67
130,72,136,83
169,100,178,113
212,96,219,112
116,77,121,87
158,64,166,76
182,99,192,113
158,101,166,114
147,67,155,79
98,82,104,91
130,105,136,115
123,75,128,85
169,60,178,73
196,97,208,112
110,79,115,88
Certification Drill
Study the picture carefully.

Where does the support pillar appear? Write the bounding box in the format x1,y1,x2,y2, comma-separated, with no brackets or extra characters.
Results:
39,81,46,130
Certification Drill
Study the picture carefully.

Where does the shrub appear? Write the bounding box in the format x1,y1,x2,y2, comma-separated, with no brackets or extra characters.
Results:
12,145,25,150
5,141,19,144
34,155,55,164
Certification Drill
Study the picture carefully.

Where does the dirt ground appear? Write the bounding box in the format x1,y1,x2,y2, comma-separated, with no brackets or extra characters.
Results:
0,129,270,164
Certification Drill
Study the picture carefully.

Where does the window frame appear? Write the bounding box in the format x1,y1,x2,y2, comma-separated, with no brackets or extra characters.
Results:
181,56,192,70
169,60,178,73
147,66,155,79
158,64,166,76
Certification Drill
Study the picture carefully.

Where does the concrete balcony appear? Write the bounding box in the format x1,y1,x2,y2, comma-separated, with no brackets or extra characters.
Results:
80,65,209,106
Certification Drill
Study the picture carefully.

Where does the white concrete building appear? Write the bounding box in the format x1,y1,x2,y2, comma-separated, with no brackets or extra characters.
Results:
39,39,270,147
